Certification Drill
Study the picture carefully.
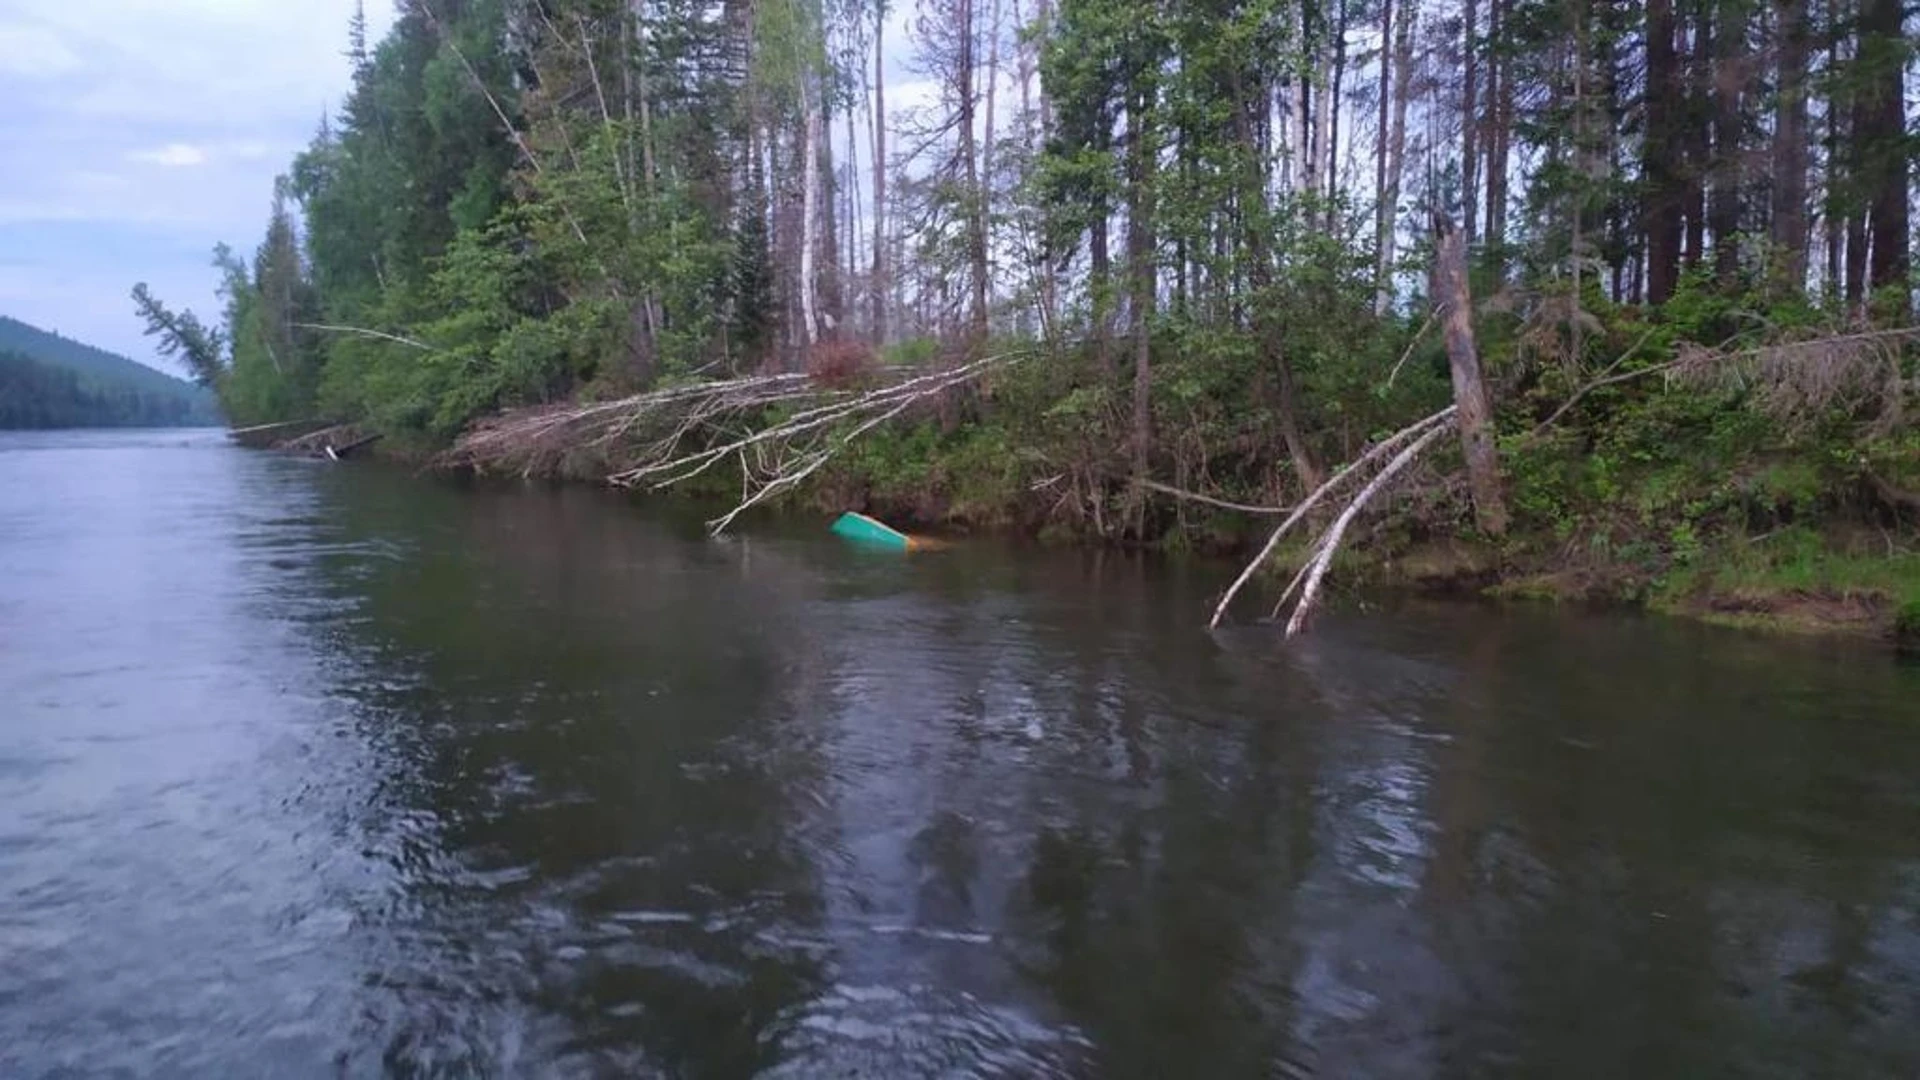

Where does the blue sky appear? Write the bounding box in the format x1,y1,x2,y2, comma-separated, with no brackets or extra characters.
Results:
0,0,392,377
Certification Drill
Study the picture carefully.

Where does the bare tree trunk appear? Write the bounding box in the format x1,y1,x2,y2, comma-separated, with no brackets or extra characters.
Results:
1308,8,1328,202
1485,0,1510,267
1683,1,1709,274
1128,90,1156,532
1434,216,1507,535
1232,72,1324,495
1770,0,1810,294
1461,0,1479,242
984,0,1002,201
1374,0,1394,301
957,0,989,341
818,98,843,333
1844,8,1869,309
1570,3,1585,358
800,81,822,349
1092,198,1113,376
1708,0,1746,285
982,0,1003,330
1324,0,1349,226
1860,0,1910,312
1376,0,1413,314
1821,0,1844,303
871,5,889,344
1291,2,1312,196
1645,0,1682,303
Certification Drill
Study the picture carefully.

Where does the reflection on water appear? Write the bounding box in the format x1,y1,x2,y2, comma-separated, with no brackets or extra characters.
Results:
3,428,1920,1077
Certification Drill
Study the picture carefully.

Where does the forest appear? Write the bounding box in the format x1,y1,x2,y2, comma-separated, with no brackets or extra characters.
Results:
0,317,217,429
133,0,1919,631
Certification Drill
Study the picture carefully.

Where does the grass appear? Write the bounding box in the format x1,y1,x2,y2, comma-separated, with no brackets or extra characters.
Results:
1650,525,1920,636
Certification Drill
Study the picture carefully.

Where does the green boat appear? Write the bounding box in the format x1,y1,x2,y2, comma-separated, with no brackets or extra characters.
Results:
830,511,923,551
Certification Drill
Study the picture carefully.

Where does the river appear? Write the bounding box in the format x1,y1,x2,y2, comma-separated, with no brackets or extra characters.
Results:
3,427,1919,1077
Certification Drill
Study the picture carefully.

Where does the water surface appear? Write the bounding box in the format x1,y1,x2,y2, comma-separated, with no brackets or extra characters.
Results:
3,428,1919,1077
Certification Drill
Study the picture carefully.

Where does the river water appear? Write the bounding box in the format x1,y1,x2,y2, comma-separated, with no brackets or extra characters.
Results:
3,428,1919,1077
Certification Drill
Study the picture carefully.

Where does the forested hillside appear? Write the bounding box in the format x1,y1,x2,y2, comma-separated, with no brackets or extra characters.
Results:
134,0,1919,629
0,317,217,428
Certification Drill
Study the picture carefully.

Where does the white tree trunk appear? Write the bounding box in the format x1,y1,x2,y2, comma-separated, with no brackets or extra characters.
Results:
870,5,888,344
800,81,822,348
1375,0,1413,315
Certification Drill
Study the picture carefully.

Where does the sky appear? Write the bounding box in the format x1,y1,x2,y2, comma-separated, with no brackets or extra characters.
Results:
0,0,392,378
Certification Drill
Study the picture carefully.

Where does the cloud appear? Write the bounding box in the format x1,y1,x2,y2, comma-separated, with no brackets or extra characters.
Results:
130,143,207,167
0,1,392,373
0,24,79,78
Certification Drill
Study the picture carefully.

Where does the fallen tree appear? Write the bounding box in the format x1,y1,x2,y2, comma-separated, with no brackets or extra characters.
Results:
1208,406,1458,633
446,351,1030,534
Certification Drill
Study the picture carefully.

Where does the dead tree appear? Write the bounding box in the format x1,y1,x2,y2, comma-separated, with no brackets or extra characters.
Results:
1433,214,1508,535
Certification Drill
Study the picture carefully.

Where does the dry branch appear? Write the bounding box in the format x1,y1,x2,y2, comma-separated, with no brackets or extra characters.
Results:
1209,405,1456,629
1137,478,1291,515
446,352,1029,533
1671,326,1919,430
1282,420,1455,637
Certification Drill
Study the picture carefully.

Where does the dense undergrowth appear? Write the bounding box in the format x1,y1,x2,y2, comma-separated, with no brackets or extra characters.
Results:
782,283,1920,642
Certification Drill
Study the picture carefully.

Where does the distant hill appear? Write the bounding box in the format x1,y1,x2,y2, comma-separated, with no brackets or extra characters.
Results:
0,315,219,428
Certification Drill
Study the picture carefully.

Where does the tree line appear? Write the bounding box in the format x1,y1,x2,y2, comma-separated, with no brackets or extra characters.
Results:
134,0,1914,501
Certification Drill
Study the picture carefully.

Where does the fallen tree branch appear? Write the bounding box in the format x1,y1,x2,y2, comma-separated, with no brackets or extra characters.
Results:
447,351,1030,533
1209,405,1456,629
293,322,439,353
1283,420,1456,637
1136,477,1291,515
1527,325,1663,435
1385,305,1440,390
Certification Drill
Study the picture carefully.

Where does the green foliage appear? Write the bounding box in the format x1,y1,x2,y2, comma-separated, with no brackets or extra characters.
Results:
0,315,217,424
0,349,211,429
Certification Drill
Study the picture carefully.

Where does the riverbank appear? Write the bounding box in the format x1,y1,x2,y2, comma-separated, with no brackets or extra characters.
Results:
299,330,1920,649
416,417,1920,648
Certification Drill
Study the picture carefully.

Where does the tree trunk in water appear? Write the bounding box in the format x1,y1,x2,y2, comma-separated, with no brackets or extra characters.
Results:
871,8,888,344
1859,0,1910,313
1769,0,1809,294
1434,217,1507,536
